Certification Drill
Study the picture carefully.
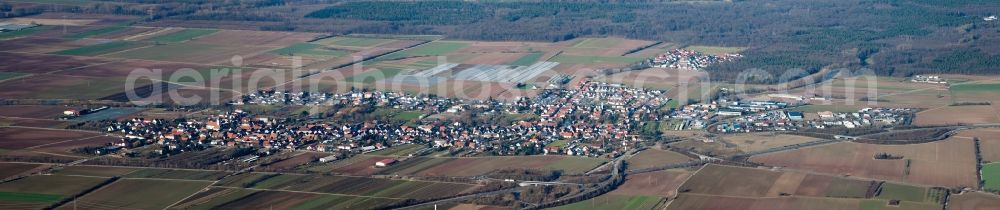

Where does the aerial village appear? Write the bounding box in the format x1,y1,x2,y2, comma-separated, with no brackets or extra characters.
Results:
103,80,668,162
100,77,919,165
650,48,743,71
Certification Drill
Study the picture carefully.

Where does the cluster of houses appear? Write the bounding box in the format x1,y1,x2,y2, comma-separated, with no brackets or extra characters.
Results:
714,108,915,133
650,49,742,71
237,89,459,112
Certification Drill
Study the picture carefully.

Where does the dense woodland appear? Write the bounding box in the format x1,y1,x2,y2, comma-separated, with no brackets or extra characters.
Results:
4,0,999,82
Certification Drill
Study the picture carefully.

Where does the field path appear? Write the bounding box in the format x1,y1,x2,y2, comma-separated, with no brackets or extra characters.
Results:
162,180,219,210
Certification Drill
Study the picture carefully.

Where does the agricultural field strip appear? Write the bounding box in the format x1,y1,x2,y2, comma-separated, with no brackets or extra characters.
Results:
161,180,220,210
20,135,109,150
44,177,213,210
84,42,158,57
211,186,401,200
0,51,120,75
0,125,105,135
251,168,484,186
754,165,946,189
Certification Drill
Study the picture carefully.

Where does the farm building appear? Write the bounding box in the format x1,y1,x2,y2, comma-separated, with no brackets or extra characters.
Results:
319,155,338,163
375,158,397,167
787,112,804,120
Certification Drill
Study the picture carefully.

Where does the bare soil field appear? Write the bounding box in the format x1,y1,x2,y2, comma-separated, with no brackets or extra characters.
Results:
387,155,604,177
0,74,146,100
678,164,783,197
0,37,93,54
680,164,881,199
140,87,237,105
0,163,46,180
0,52,113,74
612,170,692,198
626,149,692,170
0,127,99,150
914,105,1000,126
751,138,979,188
57,59,211,77
30,135,117,157
720,133,823,153
953,128,1000,162
0,117,76,128
0,105,78,119
948,192,1000,210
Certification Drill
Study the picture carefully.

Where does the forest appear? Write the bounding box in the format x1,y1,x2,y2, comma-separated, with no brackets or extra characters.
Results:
6,0,999,82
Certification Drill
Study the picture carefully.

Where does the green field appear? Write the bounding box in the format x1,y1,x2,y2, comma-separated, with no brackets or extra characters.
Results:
51,41,147,56
315,37,394,47
104,42,223,61
0,191,63,203
951,83,1000,92
345,68,403,84
823,178,871,198
378,41,468,60
548,54,645,64
0,175,108,208
551,194,665,210
0,72,27,81
511,52,543,66
0,25,54,40
572,38,622,48
144,28,219,43
684,45,745,55
548,139,570,147
271,43,351,57
876,182,928,203
393,111,423,121
64,26,126,39
983,163,1000,192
